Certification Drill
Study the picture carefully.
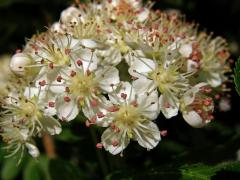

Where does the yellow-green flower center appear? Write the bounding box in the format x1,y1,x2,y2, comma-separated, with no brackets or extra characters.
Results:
148,65,179,93
69,72,98,98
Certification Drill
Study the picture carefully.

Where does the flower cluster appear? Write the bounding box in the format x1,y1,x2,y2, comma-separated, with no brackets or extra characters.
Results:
0,0,232,158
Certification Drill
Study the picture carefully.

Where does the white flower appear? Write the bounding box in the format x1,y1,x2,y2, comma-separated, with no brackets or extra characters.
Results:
180,83,214,128
25,142,40,158
179,44,193,58
50,59,120,121
60,6,81,25
129,56,190,119
98,82,160,155
1,87,62,136
10,53,33,76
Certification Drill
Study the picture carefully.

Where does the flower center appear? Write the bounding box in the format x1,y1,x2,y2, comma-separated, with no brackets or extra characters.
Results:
50,50,70,66
18,98,42,119
68,72,98,97
114,105,141,128
149,65,179,93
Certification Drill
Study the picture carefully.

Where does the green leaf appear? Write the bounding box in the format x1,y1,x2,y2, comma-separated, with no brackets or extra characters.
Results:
181,163,217,180
23,159,42,180
55,128,82,142
234,57,240,95
49,158,86,180
23,155,51,180
1,156,24,180
180,161,240,180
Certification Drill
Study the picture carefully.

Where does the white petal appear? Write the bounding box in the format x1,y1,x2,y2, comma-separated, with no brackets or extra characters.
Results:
109,82,135,104
159,94,179,119
20,129,29,141
73,49,98,72
133,121,161,149
80,39,106,50
10,53,32,76
183,110,205,128
56,95,79,121
95,66,120,93
137,90,160,120
187,60,198,72
51,22,64,34
101,128,129,155
97,47,121,66
132,77,155,95
40,117,62,135
137,8,149,22
25,143,40,158
60,6,80,24
206,72,222,87
128,57,155,78
183,83,207,105
179,44,192,58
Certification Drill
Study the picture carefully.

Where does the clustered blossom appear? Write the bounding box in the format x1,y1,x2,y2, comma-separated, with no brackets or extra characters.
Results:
0,0,232,158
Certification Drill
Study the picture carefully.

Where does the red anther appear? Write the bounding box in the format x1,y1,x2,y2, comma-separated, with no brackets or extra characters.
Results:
106,29,112,33
107,105,119,112
204,87,212,93
48,101,55,107
49,63,54,69
70,70,77,77
152,23,159,30
196,109,203,115
16,49,22,53
78,96,84,102
108,0,112,3
64,96,71,102
114,127,120,133
97,112,105,118
110,122,116,129
111,140,119,147
90,99,98,107
90,116,97,123
96,143,103,149
130,100,138,107
131,76,138,80
203,98,212,106
121,93,127,99
160,130,168,137
215,94,221,100
164,102,170,108
39,80,46,86
65,87,70,93
76,59,83,66
61,117,66,122
85,120,91,127
163,27,168,33
86,69,91,76
65,48,71,55
57,75,62,82
208,115,214,120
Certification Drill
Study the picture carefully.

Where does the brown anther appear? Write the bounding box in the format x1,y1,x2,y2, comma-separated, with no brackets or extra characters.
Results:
96,143,103,149
39,80,46,86
48,101,55,107
57,75,62,82
64,96,71,102
121,93,127,99
70,70,77,77
97,112,105,118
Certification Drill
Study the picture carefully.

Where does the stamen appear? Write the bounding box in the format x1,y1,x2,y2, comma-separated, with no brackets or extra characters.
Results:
64,96,71,102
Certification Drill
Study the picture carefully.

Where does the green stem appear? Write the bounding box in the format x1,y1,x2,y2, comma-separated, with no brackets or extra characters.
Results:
89,128,108,176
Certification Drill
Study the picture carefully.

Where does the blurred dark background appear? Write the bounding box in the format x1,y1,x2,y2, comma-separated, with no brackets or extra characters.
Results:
0,0,240,179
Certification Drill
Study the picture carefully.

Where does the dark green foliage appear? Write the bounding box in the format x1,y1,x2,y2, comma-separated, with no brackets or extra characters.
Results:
234,57,240,95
